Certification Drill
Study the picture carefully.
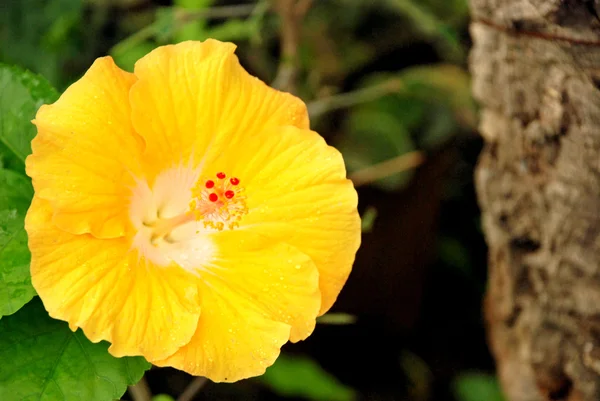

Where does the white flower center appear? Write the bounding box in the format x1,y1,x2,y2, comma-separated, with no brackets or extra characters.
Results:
128,166,215,273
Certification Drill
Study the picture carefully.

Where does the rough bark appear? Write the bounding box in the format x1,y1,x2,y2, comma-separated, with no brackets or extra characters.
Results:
469,1,600,400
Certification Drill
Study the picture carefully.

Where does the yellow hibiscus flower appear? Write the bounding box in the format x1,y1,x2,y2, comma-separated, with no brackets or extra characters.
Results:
24,39,360,382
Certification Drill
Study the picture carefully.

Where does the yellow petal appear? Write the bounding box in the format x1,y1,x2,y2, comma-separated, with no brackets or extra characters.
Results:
26,57,144,238
208,125,361,315
213,230,321,341
129,39,309,179
152,233,320,382
26,196,201,361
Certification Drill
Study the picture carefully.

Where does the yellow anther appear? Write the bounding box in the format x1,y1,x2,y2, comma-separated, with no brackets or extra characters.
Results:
189,172,248,231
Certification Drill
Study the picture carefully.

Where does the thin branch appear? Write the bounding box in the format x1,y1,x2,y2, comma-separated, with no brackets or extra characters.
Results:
271,0,313,93
175,4,258,23
349,151,425,187
473,16,600,46
295,0,313,17
307,79,403,119
177,377,209,401
128,377,152,401
383,0,464,61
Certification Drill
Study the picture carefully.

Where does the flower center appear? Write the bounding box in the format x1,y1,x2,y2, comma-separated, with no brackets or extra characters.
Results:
129,166,217,270
189,172,248,230
128,167,247,270
137,171,248,246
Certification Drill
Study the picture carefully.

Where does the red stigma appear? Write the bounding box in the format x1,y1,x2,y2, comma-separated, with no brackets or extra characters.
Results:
190,172,248,230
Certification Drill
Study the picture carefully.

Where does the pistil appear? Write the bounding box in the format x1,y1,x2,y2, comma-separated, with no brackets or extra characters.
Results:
149,212,195,243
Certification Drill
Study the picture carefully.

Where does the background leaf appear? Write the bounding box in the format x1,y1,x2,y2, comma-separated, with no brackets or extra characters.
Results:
0,0,83,88
152,395,175,401
0,298,151,401
173,0,215,42
0,167,33,212
452,372,506,401
258,353,356,401
0,169,35,319
316,313,357,325
0,63,55,319
336,64,475,191
0,64,58,173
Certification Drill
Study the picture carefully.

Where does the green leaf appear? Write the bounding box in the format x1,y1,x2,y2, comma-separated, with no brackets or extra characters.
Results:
336,65,475,191
207,19,255,42
339,105,416,191
0,64,50,319
0,209,35,320
360,206,378,233
0,298,151,401
0,168,34,319
453,372,506,401
0,141,22,172
173,0,215,42
399,350,432,400
154,8,178,43
258,354,357,401
112,40,157,73
152,395,175,401
438,236,472,277
0,64,59,172
382,0,466,62
0,0,83,87
317,313,357,325
0,167,33,212
397,64,477,131
175,0,214,8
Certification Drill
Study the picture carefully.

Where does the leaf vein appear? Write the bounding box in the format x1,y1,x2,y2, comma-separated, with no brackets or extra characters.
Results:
37,333,71,401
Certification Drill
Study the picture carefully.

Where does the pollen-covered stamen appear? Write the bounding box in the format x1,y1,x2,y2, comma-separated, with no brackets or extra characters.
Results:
190,174,248,230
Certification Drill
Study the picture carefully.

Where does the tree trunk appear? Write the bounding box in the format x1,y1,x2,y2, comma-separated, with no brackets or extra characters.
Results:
469,1,600,400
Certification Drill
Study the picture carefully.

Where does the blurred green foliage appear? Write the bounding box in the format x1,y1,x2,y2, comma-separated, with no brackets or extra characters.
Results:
453,373,506,401
110,0,268,71
0,169,35,319
316,313,357,325
338,65,476,190
258,353,356,401
0,64,58,320
0,64,58,173
152,395,176,401
0,0,83,87
360,206,378,233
